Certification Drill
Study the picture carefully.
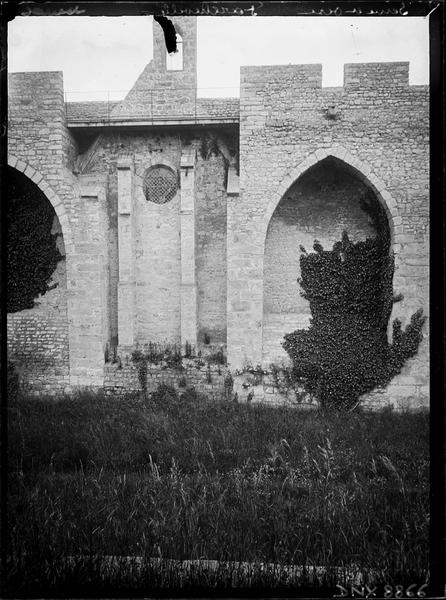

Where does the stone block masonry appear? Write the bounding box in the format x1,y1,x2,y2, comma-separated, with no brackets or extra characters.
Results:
69,176,109,386
230,61,429,408
180,149,198,347
7,257,70,396
7,16,429,409
104,360,230,401
8,72,108,390
111,17,197,120
117,159,135,347
196,152,228,345
84,130,231,351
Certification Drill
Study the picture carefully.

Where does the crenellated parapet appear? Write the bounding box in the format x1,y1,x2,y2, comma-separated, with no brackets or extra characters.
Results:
241,61,427,98
239,61,428,144
240,60,428,139
241,63,323,88
343,61,410,87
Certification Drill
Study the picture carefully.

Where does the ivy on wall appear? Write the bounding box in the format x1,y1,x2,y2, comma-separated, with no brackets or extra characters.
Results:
198,131,239,176
7,167,62,313
283,195,426,410
199,135,220,160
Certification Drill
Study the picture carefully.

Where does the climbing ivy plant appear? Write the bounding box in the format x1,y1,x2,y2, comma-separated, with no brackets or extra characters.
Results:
283,195,426,410
7,168,62,313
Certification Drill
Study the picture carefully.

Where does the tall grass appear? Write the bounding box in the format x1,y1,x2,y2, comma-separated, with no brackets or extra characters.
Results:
6,387,429,595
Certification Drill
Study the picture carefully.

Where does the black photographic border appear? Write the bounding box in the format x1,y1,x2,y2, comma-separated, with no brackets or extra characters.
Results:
0,1,443,597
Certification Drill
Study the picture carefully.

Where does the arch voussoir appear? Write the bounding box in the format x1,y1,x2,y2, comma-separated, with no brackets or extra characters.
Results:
30,171,44,185
8,155,74,250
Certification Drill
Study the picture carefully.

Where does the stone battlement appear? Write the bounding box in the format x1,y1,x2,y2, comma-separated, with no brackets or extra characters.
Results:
241,61,426,91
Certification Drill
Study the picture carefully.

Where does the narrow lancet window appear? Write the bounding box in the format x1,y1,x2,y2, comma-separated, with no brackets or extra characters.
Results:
166,34,183,71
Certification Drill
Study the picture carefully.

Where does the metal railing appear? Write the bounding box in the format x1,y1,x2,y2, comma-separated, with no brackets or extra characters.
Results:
64,87,240,125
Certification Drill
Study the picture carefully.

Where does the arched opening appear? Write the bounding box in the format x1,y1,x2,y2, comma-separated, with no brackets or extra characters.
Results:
166,33,183,71
7,166,69,392
262,156,391,366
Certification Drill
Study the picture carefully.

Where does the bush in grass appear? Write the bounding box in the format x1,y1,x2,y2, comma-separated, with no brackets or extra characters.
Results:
283,198,426,410
180,386,204,404
150,382,179,408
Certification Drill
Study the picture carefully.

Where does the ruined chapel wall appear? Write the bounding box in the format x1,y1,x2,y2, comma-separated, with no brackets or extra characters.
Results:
85,129,229,349
87,132,182,344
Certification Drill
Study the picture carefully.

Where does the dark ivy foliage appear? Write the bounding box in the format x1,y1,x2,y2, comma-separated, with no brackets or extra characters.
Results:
199,135,220,160
283,195,426,410
198,132,240,177
7,168,62,313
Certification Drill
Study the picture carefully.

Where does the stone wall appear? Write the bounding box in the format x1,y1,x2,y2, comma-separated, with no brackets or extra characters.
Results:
8,72,114,388
111,17,197,120
7,72,79,218
8,72,68,178
7,269,70,395
7,213,70,395
230,62,429,408
104,359,230,400
80,132,182,345
195,152,228,345
84,130,230,349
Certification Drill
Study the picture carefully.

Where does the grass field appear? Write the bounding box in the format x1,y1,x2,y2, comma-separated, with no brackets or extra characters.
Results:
6,385,429,596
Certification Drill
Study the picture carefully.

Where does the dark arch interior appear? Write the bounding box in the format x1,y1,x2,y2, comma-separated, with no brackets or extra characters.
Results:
7,166,65,313
262,156,390,365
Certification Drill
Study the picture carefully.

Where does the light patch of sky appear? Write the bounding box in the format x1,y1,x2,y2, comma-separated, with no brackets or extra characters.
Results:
8,15,429,101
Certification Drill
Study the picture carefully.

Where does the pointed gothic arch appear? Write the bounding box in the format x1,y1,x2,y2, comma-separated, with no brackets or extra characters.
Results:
262,146,401,253
7,155,74,391
8,155,74,252
261,148,398,366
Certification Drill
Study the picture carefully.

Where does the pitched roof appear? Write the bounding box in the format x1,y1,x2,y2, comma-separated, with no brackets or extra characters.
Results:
66,98,240,125
66,101,118,122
